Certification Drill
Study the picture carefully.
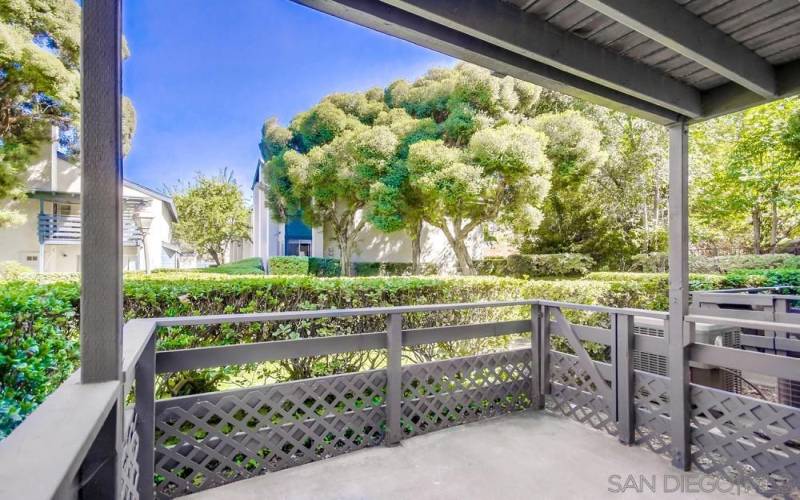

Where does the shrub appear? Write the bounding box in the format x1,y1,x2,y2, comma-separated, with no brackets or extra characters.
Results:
474,257,508,276
506,253,595,278
195,257,264,275
308,257,341,277
721,268,800,290
0,282,80,439
2,271,678,437
353,262,438,276
629,252,668,272
628,252,800,274
693,254,800,274
269,256,309,275
270,257,434,277
0,261,32,281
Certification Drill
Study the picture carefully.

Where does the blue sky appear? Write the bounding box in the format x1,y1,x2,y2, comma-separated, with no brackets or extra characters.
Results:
122,0,454,197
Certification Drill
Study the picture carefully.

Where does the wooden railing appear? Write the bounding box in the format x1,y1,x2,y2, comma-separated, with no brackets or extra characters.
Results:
1,297,798,498
38,213,144,245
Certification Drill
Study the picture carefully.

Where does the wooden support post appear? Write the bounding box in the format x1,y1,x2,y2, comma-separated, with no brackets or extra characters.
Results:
668,120,691,471
531,304,543,409
385,313,403,445
135,334,156,500
539,306,552,398
79,0,124,496
612,313,635,445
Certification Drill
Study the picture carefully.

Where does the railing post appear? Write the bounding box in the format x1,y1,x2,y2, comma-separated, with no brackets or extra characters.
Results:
80,0,124,496
531,304,544,409
539,306,552,399
668,120,691,471
385,313,403,445
135,333,156,500
612,313,635,445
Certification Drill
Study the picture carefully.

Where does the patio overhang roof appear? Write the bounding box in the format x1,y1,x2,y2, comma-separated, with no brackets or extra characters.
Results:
293,0,800,125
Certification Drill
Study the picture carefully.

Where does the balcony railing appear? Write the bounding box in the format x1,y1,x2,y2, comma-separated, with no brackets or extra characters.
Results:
1,298,799,499
38,213,143,245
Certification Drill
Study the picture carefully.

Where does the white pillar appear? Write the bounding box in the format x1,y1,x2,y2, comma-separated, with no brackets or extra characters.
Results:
667,120,691,471
252,182,266,267
311,226,324,258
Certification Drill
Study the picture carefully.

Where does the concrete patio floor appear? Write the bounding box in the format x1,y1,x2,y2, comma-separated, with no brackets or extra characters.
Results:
185,411,759,500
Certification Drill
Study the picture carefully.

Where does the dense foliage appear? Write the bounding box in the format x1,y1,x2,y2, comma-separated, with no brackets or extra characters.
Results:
0,271,683,437
0,0,136,227
476,253,595,278
627,252,800,273
262,64,613,275
193,257,264,276
268,256,437,277
692,98,800,255
171,171,252,265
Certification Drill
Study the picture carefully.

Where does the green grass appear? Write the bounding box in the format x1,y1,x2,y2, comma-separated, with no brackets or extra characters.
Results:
194,257,265,275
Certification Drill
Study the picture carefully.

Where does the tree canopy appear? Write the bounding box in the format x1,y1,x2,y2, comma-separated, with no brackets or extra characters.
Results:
172,171,251,266
262,64,579,274
0,0,136,227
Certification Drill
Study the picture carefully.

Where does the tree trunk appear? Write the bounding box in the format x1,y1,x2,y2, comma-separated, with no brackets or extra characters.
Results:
752,207,762,255
409,218,423,274
337,234,354,276
452,236,475,275
770,198,778,254
209,249,222,266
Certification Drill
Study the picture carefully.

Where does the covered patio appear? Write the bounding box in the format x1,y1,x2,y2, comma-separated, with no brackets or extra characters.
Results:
1,0,800,499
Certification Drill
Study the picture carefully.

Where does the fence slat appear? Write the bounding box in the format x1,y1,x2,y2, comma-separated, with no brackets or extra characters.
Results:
612,313,634,445
385,314,403,446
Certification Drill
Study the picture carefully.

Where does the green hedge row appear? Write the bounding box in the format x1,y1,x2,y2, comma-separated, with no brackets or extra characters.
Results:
5,265,798,438
268,256,437,277
476,253,595,278
628,252,800,274
1,272,661,438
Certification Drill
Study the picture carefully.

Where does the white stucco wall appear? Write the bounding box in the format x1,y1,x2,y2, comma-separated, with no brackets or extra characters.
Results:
320,210,484,273
0,142,180,273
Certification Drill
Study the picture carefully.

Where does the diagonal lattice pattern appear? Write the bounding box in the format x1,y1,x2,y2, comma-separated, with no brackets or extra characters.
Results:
153,370,387,498
690,383,800,497
121,408,141,500
633,371,672,457
546,351,617,436
401,349,532,437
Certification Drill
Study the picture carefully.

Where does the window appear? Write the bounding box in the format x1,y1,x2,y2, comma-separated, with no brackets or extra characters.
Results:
286,239,312,257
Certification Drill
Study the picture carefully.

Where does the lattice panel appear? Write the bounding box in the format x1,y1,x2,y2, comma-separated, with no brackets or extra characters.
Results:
401,349,532,437
153,370,387,498
546,351,617,436
121,408,141,500
690,383,800,497
633,371,672,457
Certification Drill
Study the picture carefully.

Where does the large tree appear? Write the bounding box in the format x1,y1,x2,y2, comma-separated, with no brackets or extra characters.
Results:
0,0,136,227
172,171,251,266
407,125,551,274
693,98,800,254
263,64,612,275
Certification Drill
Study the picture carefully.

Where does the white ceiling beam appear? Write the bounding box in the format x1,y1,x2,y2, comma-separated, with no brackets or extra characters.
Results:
292,0,682,125
579,0,777,98
376,0,701,117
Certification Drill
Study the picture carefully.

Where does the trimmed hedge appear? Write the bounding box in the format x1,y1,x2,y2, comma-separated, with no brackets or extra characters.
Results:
269,256,310,275
476,253,595,278
1,272,673,438
269,256,436,277
628,252,800,274
195,257,264,275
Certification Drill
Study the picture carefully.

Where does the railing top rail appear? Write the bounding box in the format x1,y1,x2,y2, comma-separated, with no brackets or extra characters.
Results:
150,299,668,328
691,286,793,295
0,371,119,500
685,313,800,335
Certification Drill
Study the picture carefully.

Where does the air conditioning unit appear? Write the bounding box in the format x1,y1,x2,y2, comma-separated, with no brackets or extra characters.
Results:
633,316,742,394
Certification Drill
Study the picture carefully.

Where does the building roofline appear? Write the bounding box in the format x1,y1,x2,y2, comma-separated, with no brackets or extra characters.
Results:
122,179,178,222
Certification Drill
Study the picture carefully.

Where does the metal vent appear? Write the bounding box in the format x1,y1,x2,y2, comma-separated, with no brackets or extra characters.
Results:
632,320,742,394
